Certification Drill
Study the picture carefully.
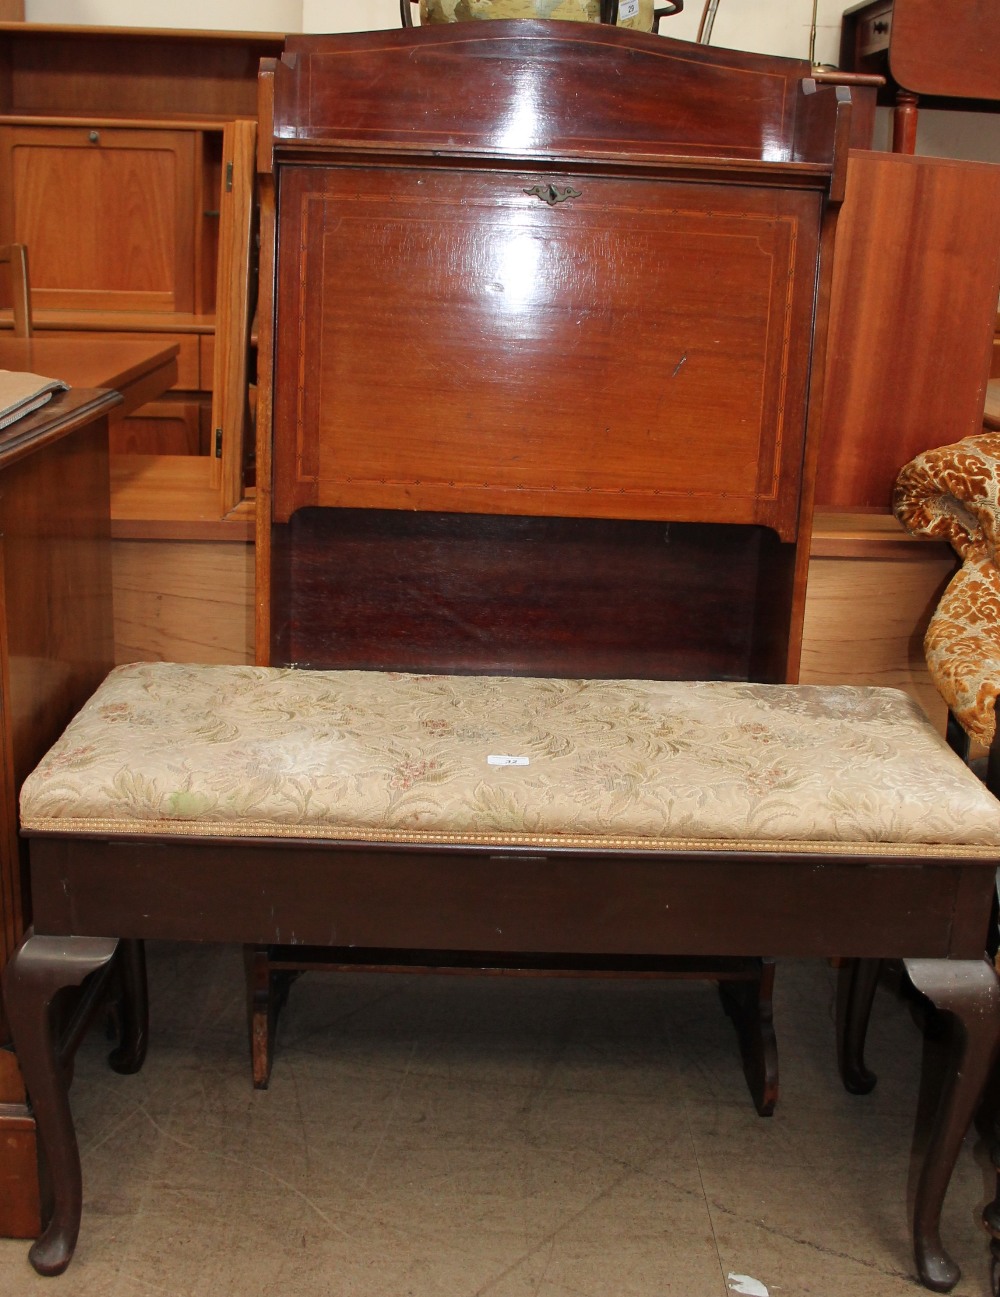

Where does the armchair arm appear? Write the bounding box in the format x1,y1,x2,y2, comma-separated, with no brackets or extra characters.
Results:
895,433,1000,748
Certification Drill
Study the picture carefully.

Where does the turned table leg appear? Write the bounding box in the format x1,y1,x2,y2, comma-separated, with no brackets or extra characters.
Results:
904,958,1000,1293
2,931,119,1276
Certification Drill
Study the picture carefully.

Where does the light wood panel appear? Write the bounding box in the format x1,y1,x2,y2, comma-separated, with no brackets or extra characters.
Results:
112,539,254,665
0,336,178,420
0,26,285,530
801,516,956,730
1,125,197,315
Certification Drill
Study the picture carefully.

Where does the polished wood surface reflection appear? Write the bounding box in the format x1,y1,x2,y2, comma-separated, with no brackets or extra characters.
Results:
0,336,179,421
251,20,855,1108
274,22,849,172
273,167,819,537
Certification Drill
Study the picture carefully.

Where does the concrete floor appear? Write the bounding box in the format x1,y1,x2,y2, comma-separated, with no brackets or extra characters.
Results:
0,947,996,1296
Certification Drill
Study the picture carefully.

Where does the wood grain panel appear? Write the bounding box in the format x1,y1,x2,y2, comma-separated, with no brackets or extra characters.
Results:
817,148,1000,509
112,538,253,665
110,455,254,541
211,120,257,513
31,834,987,962
273,166,819,538
63,331,200,390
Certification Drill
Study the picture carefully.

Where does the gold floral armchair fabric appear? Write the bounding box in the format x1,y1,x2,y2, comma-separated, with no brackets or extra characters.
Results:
893,432,1000,746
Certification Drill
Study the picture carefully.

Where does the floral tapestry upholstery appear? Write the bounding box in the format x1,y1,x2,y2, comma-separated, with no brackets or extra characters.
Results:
893,432,1000,745
20,662,1000,857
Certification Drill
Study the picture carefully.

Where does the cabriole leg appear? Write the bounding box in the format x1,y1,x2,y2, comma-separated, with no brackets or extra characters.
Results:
904,958,1000,1293
2,931,119,1276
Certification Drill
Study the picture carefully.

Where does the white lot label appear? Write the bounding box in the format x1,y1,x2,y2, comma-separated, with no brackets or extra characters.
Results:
619,0,640,17
487,755,530,767
727,1277,769,1297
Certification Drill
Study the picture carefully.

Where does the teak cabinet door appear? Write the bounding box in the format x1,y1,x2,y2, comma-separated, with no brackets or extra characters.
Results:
0,125,197,314
271,165,822,540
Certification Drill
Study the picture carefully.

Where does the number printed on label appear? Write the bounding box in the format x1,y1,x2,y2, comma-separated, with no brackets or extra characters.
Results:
619,0,640,18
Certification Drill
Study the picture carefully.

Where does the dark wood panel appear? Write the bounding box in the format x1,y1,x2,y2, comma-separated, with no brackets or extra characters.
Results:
29,836,992,962
271,508,788,681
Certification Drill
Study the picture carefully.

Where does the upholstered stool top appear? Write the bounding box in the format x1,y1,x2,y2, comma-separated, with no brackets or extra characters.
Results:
19,662,1000,857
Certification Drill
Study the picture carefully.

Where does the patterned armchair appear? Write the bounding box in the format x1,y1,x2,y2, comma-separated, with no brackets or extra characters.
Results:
894,431,1000,794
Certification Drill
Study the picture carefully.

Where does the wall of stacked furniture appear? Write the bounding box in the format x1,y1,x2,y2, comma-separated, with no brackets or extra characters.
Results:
1,13,1000,1244
2,19,999,728
0,23,286,678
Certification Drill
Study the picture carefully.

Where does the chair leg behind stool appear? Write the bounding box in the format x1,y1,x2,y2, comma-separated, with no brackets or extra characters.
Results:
245,945,299,1089
837,958,881,1094
717,957,778,1116
109,939,148,1075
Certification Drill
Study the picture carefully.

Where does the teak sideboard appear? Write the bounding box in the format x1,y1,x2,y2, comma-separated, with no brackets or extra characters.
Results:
0,22,283,532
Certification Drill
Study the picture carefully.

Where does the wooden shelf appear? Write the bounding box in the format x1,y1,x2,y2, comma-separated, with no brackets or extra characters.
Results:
111,455,253,541
810,508,955,558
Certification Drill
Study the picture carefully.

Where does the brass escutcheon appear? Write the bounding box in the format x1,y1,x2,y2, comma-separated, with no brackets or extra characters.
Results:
524,183,582,206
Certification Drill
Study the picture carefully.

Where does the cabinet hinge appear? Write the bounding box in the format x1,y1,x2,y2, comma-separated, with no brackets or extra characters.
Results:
214,428,223,457
225,162,233,192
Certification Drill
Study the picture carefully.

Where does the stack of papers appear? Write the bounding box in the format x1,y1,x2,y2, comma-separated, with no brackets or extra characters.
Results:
0,369,68,431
